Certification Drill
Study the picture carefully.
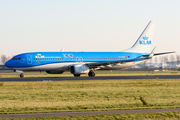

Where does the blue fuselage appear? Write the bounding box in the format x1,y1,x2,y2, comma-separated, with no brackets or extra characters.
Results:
5,52,147,71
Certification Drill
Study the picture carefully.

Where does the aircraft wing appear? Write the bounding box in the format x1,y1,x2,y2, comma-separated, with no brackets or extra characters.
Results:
87,51,175,68
86,57,145,68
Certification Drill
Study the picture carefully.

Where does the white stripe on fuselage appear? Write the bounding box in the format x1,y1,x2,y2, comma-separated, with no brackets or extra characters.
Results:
11,62,94,71
12,60,147,71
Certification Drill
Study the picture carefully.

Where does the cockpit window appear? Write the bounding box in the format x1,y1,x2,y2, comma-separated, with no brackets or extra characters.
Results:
11,58,21,60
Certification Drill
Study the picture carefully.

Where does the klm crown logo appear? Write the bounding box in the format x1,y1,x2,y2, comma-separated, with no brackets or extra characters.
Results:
142,36,149,40
139,36,151,45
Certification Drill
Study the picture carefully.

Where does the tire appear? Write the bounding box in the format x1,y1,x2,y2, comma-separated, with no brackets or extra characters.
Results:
74,74,81,77
88,70,95,77
20,73,24,78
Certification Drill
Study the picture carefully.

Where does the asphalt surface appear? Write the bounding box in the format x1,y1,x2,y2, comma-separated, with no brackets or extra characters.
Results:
1,108,180,119
0,75,180,81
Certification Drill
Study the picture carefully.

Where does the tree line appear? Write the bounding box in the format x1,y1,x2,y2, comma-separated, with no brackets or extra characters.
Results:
141,54,180,68
0,54,12,65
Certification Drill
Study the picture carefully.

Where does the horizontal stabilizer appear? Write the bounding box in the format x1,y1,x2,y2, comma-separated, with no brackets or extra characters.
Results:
154,51,175,56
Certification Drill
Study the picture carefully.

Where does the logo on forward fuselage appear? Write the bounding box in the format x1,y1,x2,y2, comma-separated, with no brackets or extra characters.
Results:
139,36,151,45
35,54,45,58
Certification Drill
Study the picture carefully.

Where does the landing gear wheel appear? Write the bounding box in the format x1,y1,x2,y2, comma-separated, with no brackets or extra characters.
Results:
74,74,81,77
88,70,95,77
20,73,24,78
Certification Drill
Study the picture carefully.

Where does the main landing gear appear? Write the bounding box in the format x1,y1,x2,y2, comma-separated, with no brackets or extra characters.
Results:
88,70,95,77
73,70,96,77
20,73,24,78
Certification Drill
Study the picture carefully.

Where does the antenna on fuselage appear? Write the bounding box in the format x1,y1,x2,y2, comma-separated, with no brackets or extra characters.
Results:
60,48,64,52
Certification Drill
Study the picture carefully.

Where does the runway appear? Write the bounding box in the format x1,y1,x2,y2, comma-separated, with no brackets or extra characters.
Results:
0,75,180,81
0,108,180,119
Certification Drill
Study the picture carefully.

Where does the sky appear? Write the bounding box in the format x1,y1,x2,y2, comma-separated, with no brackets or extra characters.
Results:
0,0,180,57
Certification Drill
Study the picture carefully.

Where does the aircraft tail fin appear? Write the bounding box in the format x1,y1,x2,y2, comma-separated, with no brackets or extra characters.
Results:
122,21,156,53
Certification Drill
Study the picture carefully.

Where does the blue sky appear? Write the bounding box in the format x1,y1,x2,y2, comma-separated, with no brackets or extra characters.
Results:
0,0,180,56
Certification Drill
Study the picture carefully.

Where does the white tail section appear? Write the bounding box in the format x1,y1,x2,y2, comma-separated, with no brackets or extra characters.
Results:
122,21,156,53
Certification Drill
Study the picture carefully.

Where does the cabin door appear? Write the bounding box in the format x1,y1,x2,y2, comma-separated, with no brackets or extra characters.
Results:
27,55,32,64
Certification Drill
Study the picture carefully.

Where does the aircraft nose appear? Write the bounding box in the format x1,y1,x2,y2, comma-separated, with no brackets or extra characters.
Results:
4,60,11,67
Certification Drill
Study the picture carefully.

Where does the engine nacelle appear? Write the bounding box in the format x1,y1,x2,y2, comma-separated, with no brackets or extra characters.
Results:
46,71,64,74
70,64,89,74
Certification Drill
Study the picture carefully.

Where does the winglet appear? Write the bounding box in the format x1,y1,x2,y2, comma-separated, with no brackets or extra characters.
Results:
149,46,157,58
142,46,156,58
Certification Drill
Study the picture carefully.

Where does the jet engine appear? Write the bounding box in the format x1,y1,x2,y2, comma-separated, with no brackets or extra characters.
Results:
46,71,64,74
70,64,89,74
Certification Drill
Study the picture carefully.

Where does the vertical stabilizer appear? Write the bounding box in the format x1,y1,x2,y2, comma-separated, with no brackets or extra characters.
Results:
122,21,156,53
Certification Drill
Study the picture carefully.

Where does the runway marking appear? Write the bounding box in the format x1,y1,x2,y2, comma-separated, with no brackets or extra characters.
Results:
43,80,52,81
0,108,180,119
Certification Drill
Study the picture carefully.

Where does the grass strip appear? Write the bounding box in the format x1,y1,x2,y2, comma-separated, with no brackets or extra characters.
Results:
0,79,180,114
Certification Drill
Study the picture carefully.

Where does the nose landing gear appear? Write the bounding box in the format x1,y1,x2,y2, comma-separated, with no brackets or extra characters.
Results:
14,70,24,78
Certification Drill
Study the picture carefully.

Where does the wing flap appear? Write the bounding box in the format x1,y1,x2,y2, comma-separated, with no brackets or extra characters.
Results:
87,57,144,68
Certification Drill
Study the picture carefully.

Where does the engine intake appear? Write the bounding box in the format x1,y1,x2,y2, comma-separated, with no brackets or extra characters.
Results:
70,64,89,74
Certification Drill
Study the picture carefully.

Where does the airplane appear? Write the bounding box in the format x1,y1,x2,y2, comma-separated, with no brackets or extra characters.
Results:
4,21,174,78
